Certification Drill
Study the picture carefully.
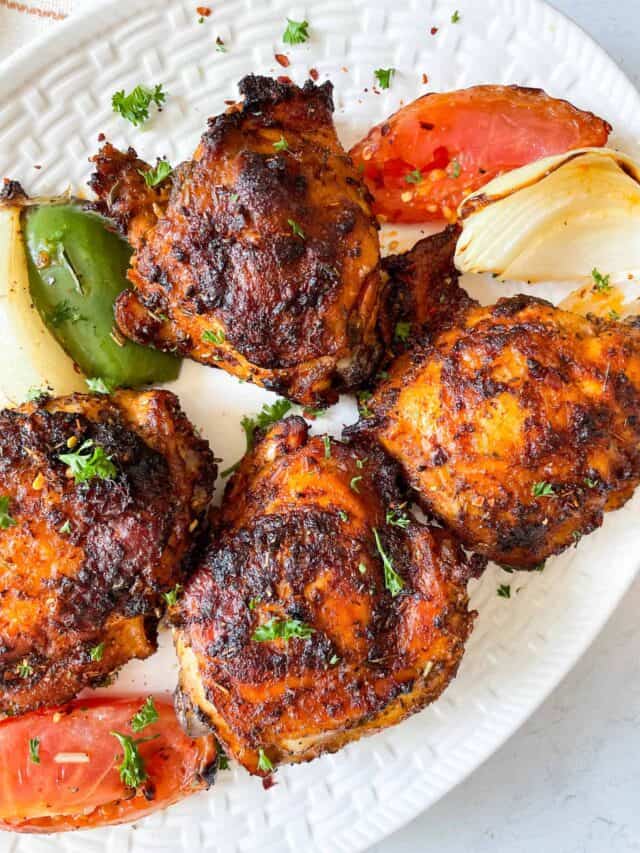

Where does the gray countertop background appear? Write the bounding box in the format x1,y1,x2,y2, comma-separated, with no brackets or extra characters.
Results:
377,3,640,852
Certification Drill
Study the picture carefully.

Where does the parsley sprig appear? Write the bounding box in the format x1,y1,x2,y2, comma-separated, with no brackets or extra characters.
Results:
59,440,117,484
531,481,555,498
202,328,226,345
592,268,611,293
252,617,315,642
374,68,395,90
112,83,166,126
0,496,17,530
386,505,410,529
131,697,159,733
373,527,404,597
222,399,292,477
110,731,158,788
257,748,274,772
139,158,173,188
283,18,310,45
394,321,411,342
29,737,40,765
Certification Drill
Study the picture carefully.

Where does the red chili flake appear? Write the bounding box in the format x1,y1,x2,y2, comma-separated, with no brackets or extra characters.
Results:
97,132,106,142
197,6,211,16
262,774,277,790
277,75,292,85
309,67,319,81
430,26,438,35
422,73,429,84
33,164,42,170
275,53,290,67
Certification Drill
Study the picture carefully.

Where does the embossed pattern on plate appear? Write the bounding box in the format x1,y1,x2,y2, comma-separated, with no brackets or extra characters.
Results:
0,1,639,851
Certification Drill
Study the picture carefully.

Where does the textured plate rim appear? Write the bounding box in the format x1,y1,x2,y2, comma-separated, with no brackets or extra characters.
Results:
0,1,639,850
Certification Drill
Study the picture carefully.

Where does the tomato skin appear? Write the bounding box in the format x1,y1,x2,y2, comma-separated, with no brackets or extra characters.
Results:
350,85,611,223
0,696,217,833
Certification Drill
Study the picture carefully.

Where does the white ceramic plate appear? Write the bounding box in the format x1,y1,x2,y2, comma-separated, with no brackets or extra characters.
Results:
0,1,639,851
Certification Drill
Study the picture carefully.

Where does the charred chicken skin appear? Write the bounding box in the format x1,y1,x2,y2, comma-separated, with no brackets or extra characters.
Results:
173,416,476,775
90,76,383,406
0,391,215,715
352,231,640,569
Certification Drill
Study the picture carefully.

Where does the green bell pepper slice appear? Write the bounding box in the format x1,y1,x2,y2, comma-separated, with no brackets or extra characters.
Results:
22,202,180,388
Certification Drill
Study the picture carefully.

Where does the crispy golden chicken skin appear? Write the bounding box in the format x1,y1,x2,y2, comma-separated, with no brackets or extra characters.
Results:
0,391,215,714
89,76,383,406
172,416,475,775
351,234,640,569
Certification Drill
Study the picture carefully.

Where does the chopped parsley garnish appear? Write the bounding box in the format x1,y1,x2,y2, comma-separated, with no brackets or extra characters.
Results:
222,399,292,477
283,18,310,45
372,527,404,597
48,299,84,327
451,10,461,23
59,520,72,535
358,562,367,574
584,477,598,489
131,697,159,733
26,385,50,403
257,747,274,772
162,584,183,606
59,440,117,484
374,68,395,90
288,218,305,239
355,457,367,469
386,506,410,529
592,268,611,293
357,390,373,419
350,476,362,493
90,643,105,662
450,159,461,178
248,596,261,610
139,158,172,188
252,617,315,642
394,321,411,342
497,584,511,599
246,399,292,448
273,135,289,152
531,481,555,498
608,309,621,321
216,740,230,769
338,510,349,522
323,434,331,459
202,328,226,345
405,169,422,184
534,561,546,572
110,731,158,788
302,406,327,419
216,37,227,52
329,654,340,665
17,660,33,678
0,496,17,530
112,83,166,126
29,737,40,764
86,377,115,395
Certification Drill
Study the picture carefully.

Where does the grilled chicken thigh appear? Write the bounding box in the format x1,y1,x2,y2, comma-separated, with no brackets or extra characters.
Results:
173,416,476,774
0,391,215,714
352,231,640,568
90,76,383,405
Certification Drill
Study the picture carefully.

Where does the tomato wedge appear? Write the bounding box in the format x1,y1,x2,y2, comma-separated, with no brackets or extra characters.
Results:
0,696,217,833
350,85,611,223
